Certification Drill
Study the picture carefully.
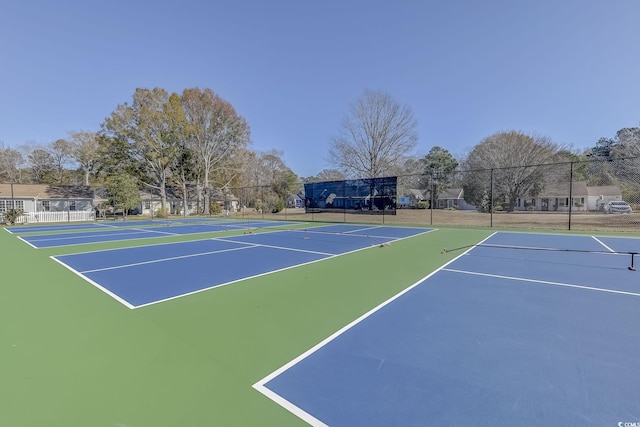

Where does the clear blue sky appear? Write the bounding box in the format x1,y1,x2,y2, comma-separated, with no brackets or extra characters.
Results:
1,0,639,177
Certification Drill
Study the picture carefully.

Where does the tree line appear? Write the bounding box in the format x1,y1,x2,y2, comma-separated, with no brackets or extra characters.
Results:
0,87,299,215
1,86,638,214
410,128,640,212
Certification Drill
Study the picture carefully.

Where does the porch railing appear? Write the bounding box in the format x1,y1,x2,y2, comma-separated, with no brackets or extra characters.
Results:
13,210,96,224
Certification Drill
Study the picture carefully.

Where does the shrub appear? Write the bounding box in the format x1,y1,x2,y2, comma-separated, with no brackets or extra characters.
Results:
417,201,429,209
272,198,284,213
4,209,23,225
209,202,222,215
156,207,169,218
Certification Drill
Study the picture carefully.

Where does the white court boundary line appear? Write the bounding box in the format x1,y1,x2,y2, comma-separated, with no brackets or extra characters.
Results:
252,228,478,426
132,251,341,310
24,226,229,249
51,226,437,310
252,230,640,425
44,221,316,256
50,256,135,309
27,229,161,243
129,228,436,309
17,235,38,249
26,221,308,249
80,245,259,273
79,240,335,274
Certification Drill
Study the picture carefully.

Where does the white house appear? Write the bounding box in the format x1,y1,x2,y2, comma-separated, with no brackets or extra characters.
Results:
404,189,428,208
515,182,622,212
0,183,96,223
436,188,477,210
586,185,624,211
286,193,304,208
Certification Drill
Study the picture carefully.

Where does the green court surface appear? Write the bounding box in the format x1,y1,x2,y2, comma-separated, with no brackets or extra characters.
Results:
0,223,492,427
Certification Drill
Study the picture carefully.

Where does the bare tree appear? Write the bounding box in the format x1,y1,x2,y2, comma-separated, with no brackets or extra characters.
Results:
328,90,418,178
257,150,298,212
0,142,24,183
28,147,55,184
304,169,346,183
68,131,100,185
462,131,560,211
49,138,73,184
181,88,250,214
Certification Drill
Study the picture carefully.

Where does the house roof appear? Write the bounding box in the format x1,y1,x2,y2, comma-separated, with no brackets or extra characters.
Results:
0,184,94,199
439,188,464,199
406,189,427,199
586,185,622,197
541,181,588,197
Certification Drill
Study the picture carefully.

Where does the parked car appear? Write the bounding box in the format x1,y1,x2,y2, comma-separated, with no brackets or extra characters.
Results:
603,201,632,214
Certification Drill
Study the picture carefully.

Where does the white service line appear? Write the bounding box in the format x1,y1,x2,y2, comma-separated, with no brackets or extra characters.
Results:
591,236,616,253
29,230,147,242
442,268,640,297
80,245,258,273
129,227,179,236
215,237,335,256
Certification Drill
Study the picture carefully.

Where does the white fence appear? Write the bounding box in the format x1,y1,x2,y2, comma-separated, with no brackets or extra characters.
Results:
13,210,96,224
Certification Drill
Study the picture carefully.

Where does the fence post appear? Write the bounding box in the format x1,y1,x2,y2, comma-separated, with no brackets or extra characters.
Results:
490,168,494,228
568,161,574,230
430,172,434,226
343,180,347,223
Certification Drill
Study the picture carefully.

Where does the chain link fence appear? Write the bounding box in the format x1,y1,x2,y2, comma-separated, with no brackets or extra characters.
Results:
224,157,640,232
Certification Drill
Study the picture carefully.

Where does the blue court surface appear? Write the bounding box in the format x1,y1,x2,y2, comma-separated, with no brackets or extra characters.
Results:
254,232,640,427
19,220,297,248
52,224,432,308
4,217,220,235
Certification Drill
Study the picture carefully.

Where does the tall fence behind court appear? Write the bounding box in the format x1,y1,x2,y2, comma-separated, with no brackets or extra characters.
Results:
230,157,640,232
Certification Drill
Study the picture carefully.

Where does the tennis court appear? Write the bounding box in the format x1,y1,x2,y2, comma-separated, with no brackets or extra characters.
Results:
4,217,220,234
3,223,640,426
255,232,640,426
16,219,298,248
52,224,433,308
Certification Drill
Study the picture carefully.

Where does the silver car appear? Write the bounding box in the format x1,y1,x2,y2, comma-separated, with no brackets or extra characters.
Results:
603,201,632,214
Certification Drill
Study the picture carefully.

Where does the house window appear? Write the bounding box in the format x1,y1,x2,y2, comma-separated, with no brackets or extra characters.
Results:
1,200,23,211
69,201,76,211
144,201,151,209
42,201,50,211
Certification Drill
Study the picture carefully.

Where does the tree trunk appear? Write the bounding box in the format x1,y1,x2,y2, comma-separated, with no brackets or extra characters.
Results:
160,179,168,213
182,181,188,217
203,168,210,215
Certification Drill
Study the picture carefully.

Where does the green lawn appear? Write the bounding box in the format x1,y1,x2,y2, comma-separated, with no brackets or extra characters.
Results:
0,223,492,427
